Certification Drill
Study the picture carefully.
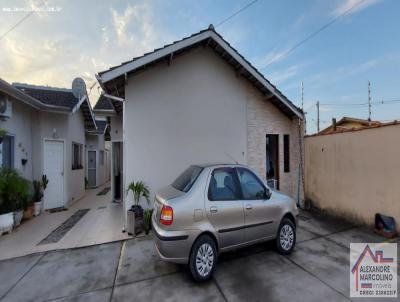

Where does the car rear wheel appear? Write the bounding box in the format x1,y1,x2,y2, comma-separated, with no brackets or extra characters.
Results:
189,235,217,282
276,218,296,255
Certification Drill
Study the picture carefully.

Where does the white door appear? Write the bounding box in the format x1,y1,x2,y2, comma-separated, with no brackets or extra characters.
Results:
43,140,64,209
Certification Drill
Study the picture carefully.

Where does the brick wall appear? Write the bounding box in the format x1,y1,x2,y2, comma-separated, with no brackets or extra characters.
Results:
245,83,304,201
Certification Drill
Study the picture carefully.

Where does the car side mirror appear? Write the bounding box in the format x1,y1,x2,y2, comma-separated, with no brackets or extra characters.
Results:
265,188,272,200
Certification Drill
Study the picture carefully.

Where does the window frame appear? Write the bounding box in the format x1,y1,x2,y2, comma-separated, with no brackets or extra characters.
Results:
283,134,290,173
72,142,83,170
236,167,268,200
1,134,15,169
207,167,241,201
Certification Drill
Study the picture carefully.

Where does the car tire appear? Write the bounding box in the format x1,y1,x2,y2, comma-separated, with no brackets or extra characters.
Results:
276,218,296,255
189,235,217,282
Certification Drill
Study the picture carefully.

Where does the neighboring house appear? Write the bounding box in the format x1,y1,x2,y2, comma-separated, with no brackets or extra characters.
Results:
305,120,400,231
319,116,381,135
85,117,111,188
96,25,305,225
0,78,97,210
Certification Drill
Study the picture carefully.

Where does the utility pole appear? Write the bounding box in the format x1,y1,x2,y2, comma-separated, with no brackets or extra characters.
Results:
301,81,306,135
368,81,371,126
301,81,304,111
316,101,320,133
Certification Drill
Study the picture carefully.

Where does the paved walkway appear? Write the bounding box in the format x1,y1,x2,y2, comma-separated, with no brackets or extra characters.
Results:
0,210,398,302
0,182,130,261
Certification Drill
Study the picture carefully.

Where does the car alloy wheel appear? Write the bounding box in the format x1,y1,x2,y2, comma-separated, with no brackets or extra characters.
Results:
195,243,214,277
279,224,294,251
189,235,217,282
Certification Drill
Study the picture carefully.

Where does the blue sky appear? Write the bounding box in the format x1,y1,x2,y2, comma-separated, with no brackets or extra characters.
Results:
0,0,399,133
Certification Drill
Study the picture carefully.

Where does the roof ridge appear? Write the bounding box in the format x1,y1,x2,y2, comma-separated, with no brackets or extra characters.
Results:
97,25,303,118
12,82,72,93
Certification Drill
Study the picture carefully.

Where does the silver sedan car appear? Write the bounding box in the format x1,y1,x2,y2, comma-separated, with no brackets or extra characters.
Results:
152,163,299,282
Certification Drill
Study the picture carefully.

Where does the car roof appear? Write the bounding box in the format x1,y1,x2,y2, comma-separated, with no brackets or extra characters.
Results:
195,163,245,168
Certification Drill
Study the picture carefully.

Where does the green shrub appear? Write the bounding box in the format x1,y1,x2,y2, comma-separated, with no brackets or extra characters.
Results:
0,168,30,214
126,181,150,207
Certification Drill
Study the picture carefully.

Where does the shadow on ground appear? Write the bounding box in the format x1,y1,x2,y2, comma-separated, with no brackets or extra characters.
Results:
0,210,398,302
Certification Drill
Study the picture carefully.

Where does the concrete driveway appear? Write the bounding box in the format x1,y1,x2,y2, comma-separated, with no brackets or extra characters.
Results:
0,211,398,302
0,182,129,261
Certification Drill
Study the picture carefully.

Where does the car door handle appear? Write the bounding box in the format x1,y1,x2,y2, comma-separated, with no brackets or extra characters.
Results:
245,204,252,210
210,206,218,213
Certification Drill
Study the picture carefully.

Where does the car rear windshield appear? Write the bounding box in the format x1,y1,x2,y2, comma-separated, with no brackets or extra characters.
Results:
172,165,203,193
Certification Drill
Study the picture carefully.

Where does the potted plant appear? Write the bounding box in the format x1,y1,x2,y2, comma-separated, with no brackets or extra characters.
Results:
13,177,29,227
143,208,153,235
32,180,42,216
0,128,7,145
32,175,48,216
22,198,34,220
0,168,29,233
126,181,150,235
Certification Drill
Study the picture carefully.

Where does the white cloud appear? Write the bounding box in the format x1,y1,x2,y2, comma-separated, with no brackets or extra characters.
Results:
266,64,302,85
0,0,175,104
252,48,291,70
332,0,380,17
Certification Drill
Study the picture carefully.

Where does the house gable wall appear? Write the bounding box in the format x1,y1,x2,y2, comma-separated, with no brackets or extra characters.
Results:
124,47,248,204
123,46,303,206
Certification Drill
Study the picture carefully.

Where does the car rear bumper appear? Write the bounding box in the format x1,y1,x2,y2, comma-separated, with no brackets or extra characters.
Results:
152,216,197,264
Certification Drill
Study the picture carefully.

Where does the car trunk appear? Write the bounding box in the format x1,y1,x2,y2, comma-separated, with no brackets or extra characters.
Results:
154,185,185,222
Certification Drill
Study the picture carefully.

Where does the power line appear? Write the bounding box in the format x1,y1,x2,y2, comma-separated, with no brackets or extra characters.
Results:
262,0,366,68
0,0,47,42
320,99,400,107
215,0,260,27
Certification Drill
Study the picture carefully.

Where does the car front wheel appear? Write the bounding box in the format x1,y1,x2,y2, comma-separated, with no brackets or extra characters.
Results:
189,235,217,282
276,218,296,254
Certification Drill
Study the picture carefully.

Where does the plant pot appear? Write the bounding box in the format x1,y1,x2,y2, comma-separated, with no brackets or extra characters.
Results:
23,206,34,220
0,212,14,235
34,201,42,216
13,210,23,227
127,205,144,236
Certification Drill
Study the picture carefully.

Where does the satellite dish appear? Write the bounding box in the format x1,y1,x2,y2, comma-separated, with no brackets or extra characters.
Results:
0,94,8,114
71,78,87,98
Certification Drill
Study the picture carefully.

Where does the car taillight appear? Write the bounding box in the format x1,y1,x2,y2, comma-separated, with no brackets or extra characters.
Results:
160,205,173,225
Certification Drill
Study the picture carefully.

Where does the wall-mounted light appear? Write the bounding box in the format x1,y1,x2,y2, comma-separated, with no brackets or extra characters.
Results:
52,128,58,139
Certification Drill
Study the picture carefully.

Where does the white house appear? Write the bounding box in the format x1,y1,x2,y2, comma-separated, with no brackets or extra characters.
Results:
0,78,97,209
96,26,305,226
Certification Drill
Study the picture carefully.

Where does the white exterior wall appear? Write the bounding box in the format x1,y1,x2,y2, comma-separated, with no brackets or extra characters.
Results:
122,46,303,218
110,115,122,141
0,97,35,180
33,110,86,206
124,47,248,209
0,92,89,208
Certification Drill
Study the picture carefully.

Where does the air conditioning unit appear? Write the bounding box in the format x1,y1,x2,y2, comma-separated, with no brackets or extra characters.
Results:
0,94,12,120
267,179,277,190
